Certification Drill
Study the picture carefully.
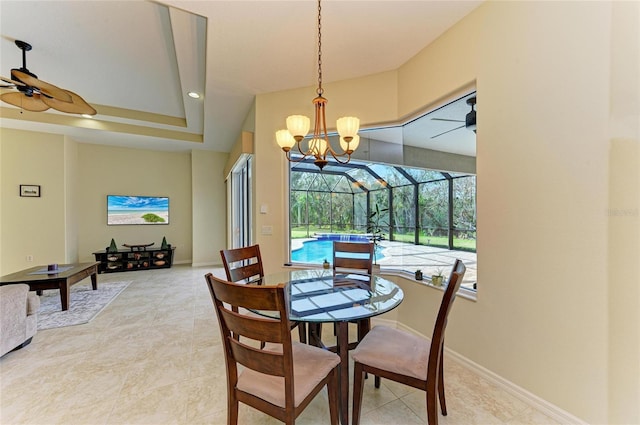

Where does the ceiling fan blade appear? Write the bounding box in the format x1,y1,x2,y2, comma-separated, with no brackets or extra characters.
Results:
1,92,50,112
431,118,464,123
11,70,72,103
41,89,96,115
1,75,26,87
430,124,465,139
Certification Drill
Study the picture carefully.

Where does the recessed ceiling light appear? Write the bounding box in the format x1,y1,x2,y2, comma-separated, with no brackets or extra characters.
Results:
82,114,93,119
187,92,201,99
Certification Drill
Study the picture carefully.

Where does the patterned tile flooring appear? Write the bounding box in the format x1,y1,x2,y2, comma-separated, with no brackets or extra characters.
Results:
0,265,558,425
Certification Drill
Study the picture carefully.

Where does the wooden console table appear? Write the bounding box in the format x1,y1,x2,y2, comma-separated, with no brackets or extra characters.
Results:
93,246,175,273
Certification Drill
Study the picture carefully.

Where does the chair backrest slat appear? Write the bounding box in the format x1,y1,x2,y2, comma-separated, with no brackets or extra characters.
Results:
333,241,374,276
219,307,284,344
221,245,264,284
229,340,287,377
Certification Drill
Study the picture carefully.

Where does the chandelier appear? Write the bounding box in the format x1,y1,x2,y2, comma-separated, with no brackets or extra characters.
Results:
275,0,360,170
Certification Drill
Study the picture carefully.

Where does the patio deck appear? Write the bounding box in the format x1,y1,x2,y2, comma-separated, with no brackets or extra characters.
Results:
291,238,477,289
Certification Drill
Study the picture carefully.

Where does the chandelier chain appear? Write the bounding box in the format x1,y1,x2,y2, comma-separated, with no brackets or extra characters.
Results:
317,0,323,96
276,0,359,170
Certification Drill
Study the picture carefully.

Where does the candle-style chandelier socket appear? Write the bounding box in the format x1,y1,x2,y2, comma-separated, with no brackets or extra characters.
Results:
275,0,360,170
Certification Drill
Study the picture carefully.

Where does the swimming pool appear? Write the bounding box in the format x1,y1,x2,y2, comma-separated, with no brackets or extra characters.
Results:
291,239,385,264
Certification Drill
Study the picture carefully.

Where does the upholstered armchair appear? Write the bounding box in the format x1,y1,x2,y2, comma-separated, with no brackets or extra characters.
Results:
1,284,39,357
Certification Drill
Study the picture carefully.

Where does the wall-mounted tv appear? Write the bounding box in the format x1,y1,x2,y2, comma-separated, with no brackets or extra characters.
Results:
107,195,169,225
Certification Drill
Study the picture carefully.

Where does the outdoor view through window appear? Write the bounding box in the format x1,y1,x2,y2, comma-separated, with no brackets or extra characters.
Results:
288,91,477,290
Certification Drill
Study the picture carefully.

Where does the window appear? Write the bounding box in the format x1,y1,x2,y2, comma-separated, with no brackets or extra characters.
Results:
289,160,477,290
230,155,252,248
287,90,477,290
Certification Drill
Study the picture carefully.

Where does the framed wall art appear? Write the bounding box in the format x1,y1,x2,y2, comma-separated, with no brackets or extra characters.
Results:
20,185,41,197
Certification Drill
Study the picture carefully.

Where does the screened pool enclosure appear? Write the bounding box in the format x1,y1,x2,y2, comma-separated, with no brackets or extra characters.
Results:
289,157,477,281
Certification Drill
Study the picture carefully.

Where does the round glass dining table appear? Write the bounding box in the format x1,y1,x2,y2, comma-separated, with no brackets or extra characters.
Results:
258,268,404,425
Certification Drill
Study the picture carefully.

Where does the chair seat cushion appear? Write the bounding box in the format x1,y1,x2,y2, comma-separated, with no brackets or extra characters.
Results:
351,325,429,381
237,342,339,408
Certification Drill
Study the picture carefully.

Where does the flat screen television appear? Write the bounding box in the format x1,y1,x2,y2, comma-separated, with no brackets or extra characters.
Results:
107,195,169,225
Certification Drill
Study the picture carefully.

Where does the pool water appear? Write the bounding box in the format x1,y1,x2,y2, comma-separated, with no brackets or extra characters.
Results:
291,239,385,264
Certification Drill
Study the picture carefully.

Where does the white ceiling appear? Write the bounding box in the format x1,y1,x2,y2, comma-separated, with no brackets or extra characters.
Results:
0,0,481,156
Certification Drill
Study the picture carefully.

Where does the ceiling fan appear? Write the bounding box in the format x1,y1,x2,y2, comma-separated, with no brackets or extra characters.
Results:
430,96,476,139
0,40,96,116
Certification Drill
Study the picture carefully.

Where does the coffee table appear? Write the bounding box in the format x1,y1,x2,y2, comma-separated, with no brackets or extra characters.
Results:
0,262,99,311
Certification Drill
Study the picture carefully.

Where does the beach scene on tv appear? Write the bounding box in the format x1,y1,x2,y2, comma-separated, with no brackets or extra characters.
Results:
107,195,169,225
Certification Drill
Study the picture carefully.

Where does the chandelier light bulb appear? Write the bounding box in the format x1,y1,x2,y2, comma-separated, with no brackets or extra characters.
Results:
340,134,360,154
286,115,311,142
336,116,360,141
276,129,296,151
310,138,327,156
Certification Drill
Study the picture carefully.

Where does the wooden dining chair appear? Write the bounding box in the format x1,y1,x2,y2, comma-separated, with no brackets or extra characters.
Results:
351,259,466,425
333,241,374,341
332,241,374,276
220,245,265,284
220,245,306,344
204,273,340,425
308,241,375,348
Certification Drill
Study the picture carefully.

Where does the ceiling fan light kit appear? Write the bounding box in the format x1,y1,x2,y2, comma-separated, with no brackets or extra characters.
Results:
1,40,96,116
466,97,476,133
275,0,360,170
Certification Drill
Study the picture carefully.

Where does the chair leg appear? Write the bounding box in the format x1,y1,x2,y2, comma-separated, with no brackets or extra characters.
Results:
438,346,447,415
327,368,339,425
426,388,439,425
374,375,381,388
297,322,307,344
308,323,323,348
352,362,366,425
228,392,239,425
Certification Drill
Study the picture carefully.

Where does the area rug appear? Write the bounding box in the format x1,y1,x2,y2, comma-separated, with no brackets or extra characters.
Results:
37,281,130,330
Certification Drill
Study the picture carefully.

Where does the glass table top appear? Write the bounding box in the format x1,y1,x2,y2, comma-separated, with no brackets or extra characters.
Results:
259,269,404,323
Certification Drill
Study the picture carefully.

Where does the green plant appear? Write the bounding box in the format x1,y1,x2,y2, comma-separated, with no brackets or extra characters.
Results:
432,267,444,278
366,203,389,264
161,236,169,249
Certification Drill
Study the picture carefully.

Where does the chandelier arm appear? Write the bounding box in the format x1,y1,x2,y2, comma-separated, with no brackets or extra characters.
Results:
327,149,352,164
295,142,313,158
286,149,311,164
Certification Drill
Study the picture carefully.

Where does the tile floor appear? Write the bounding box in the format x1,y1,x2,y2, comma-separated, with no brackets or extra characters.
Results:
0,265,559,425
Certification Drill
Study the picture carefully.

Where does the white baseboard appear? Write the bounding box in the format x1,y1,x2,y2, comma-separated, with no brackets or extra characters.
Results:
375,320,587,425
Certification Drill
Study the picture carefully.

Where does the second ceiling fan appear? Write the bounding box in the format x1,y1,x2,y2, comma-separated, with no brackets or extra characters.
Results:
1,40,96,116
430,96,476,139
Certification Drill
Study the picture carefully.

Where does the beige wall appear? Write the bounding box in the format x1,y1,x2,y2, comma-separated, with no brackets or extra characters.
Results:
254,2,638,423
1,129,68,274
191,149,228,266
75,143,193,264
63,138,79,264
0,131,229,274
607,2,640,422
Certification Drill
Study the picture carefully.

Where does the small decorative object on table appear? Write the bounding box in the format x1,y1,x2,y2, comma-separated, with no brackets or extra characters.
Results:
161,236,169,250
415,269,423,280
431,268,444,287
323,258,330,269
108,238,118,253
